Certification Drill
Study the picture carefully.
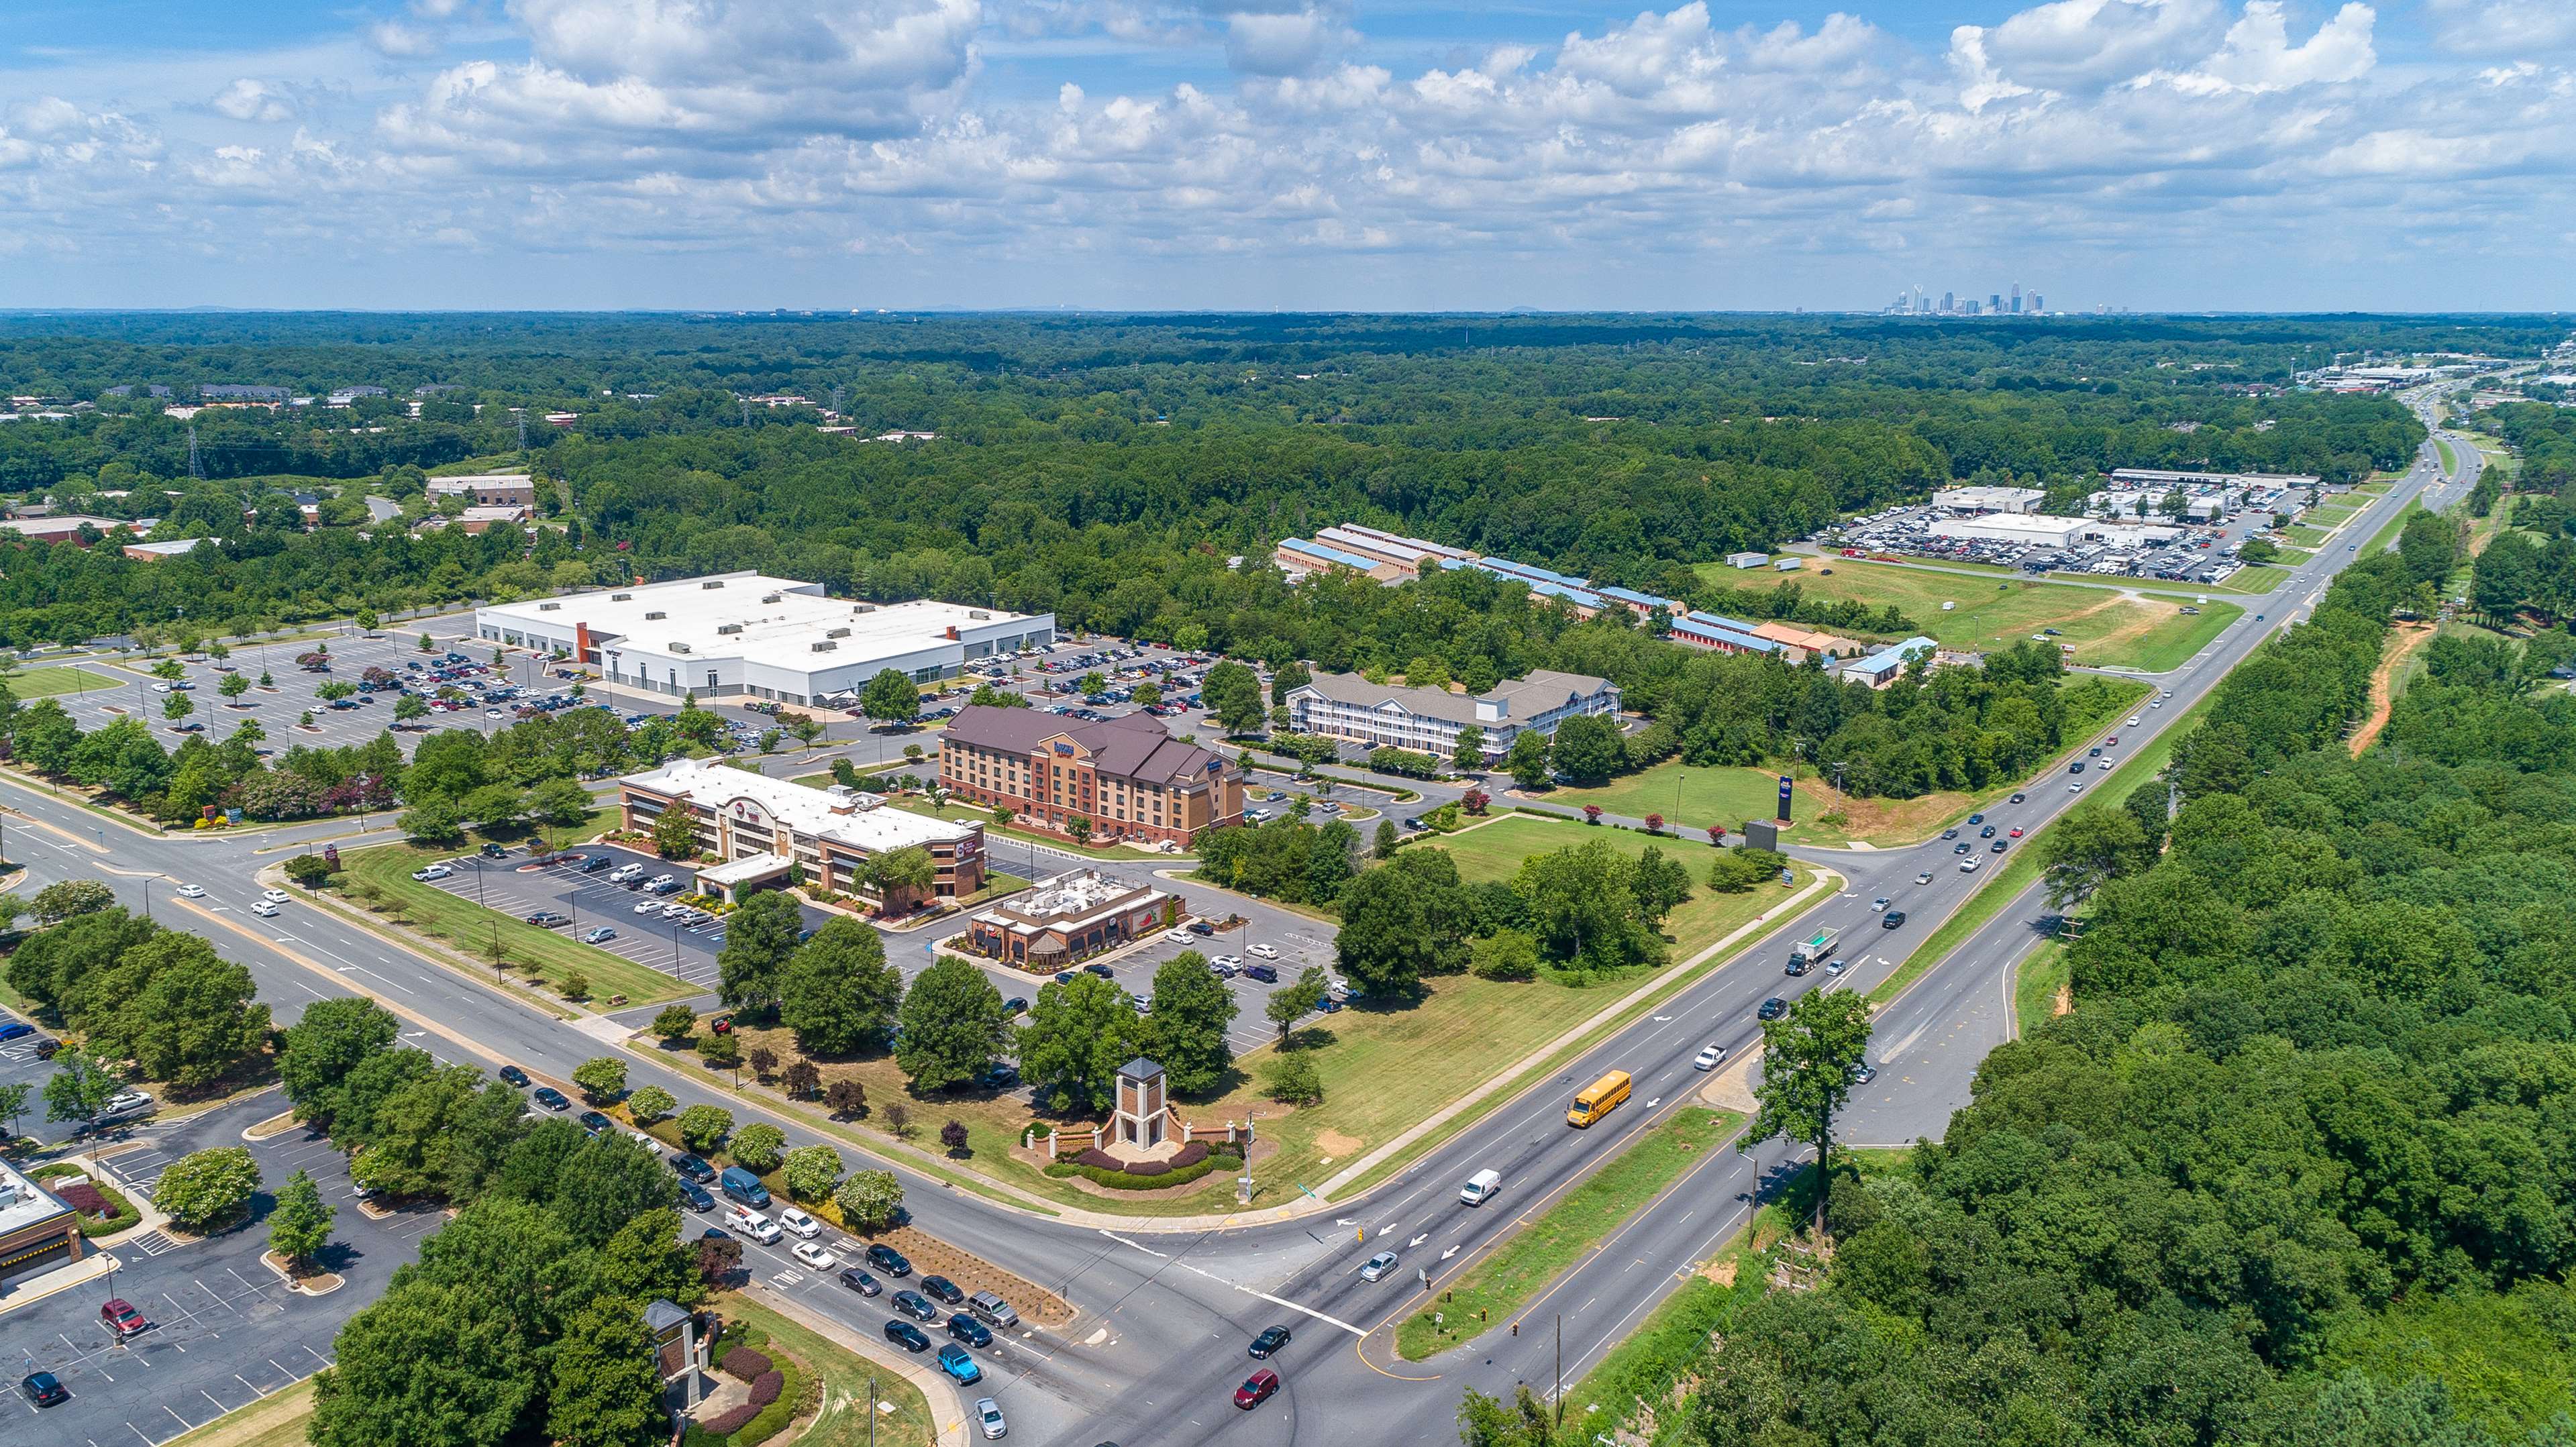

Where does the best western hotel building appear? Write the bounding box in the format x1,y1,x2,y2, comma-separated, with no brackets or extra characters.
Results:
618,758,986,908
939,705,1243,848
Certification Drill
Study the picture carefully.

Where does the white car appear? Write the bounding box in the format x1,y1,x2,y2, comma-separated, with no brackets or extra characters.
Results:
778,1207,821,1238
2128,715,2143,727
633,900,660,914
1360,1250,1399,1283
1247,943,1279,959
1693,1044,1725,1071
790,1240,838,1270
412,864,452,881
2151,699,2163,708
625,1130,663,1156
727,1208,782,1244
1211,954,1243,970
1164,928,1194,944
176,883,205,899
975,1398,1007,1440
484,708,506,719
1870,897,1890,912
251,900,281,918
262,888,290,904
1915,871,1934,885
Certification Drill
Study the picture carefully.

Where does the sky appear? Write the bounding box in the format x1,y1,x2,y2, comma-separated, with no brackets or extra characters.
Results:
1,0,2571,313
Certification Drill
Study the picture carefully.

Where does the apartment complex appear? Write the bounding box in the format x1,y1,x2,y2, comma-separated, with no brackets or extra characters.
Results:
939,706,1242,848
617,757,986,907
1282,668,1620,761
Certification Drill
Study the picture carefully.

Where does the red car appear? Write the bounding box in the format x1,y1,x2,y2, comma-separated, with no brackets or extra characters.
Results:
101,1297,151,1339
2008,826,2024,839
1235,1368,1280,1409
2106,735,2119,747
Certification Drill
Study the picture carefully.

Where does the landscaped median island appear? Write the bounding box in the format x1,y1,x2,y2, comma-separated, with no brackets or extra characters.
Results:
1396,1106,1743,1360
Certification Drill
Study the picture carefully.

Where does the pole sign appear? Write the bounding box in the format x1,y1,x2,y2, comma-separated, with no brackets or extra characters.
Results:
1776,775,1794,822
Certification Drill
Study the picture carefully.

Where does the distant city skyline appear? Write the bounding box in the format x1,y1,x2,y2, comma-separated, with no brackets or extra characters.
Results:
1,1,2571,312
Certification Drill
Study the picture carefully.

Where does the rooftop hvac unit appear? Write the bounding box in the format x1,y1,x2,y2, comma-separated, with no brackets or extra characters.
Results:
671,642,692,653
969,610,990,619
702,580,725,590
611,592,631,601
717,624,743,635
811,641,836,652
539,602,560,611
827,627,851,639
645,610,666,621
761,593,781,603
851,604,875,614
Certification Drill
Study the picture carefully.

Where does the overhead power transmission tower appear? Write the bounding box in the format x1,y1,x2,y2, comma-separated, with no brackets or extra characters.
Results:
187,424,204,480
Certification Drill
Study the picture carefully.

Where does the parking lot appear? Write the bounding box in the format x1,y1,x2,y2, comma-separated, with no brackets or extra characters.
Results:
7,1092,437,1446
1820,494,2299,585
0,1016,72,1146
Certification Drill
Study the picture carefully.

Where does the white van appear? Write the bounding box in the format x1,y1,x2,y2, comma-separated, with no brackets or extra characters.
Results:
1459,1169,1503,1207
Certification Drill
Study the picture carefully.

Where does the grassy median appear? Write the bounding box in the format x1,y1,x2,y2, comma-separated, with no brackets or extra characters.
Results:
719,1291,940,1447
1396,1107,1742,1360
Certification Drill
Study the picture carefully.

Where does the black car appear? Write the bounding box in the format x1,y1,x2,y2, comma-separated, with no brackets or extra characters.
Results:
1991,841,2008,853
671,1153,717,1183
480,843,509,859
523,911,572,928
884,1320,932,1353
839,1268,882,1297
1978,825,1996,838
2010,792,2026,803
1249,1324,1292,1358
868,1243,913,1277
1953,843,1971,854
947,1314,992,1348
1882,910,1908,928
497,1065,531,1087
1245,964,1278,983
678,1180,715,1212
578,1110,614,1134
19,1371,68,1408
893,1290,939,1322
579,854,612,872
532,1086,572,1111
1082,962,1116,980
1002,998,1028,1017
1967,813,1983,824
700,1227,732,1241
1757,996,1788,1021
1941,828,1958,840
922,1274,965,1305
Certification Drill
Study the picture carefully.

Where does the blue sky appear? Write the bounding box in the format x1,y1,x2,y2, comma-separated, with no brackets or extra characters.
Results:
1,1,2570,312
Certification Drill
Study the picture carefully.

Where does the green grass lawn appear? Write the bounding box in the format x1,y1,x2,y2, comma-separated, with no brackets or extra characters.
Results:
2361,504,2429,559
161,1379,317,1447
2308,503,2362,527
1540,765,1853,846
2282,524,2332,547
718,1291,940,1447
1396,1106,1741,1358
2013,939,2071,1031
2209,564,2291,593
2269,546,2314,565
880,793,1139,861
340,840,692,1005
1423,814,1768,953
9,665,119,697
1702,559,2239,671
2438,438,2459,474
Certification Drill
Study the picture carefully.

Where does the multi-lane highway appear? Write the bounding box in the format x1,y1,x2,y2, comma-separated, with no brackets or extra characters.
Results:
0,389,2478,1446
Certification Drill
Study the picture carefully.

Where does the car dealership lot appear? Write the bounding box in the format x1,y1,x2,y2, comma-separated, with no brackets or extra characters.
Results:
9,1093,433,1446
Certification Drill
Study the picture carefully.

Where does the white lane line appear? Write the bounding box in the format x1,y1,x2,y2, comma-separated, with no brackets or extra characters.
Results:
1098,1230,1368,1337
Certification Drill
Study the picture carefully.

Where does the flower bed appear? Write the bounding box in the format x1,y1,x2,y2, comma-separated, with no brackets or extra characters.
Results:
30,1163,142,1237
1046,1143,1241,1191
684,1323,809,1447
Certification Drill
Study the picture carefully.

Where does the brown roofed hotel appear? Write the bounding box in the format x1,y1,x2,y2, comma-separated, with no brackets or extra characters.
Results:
939,705,1243,848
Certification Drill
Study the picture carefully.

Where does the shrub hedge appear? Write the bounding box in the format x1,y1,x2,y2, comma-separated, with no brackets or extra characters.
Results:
1045,1149,1242,1191
683,1324,809,1447
30,1163,142,1238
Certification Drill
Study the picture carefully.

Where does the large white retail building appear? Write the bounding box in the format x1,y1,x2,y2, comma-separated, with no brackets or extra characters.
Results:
476,573,1054,706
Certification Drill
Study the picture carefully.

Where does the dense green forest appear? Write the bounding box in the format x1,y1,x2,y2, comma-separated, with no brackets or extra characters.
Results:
0,313,2438,655
1620,533,2576,1444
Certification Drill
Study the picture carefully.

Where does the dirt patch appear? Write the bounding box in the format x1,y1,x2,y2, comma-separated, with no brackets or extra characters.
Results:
1810,789,1975,843
2051,981,2073,1018
1314,1128,1364,1158
2351,623,2436,757
861,1224,1076,1328
1699,1256,1739,1287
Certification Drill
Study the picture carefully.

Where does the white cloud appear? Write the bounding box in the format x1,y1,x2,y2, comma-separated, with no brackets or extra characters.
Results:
213,78,295,122
2424,0,2576,57
1219,7,1355,76
2139,1,2375,95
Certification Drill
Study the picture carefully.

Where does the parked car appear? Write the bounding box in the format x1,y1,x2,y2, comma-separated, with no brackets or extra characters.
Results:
578,1110,614,1134
677,1180,715,1212
893,1289,939,1322
883,1320,931,1353
580,926,617,944
868,1243,913,1277
1245,964,1279,983
937,1343,983,1384
532,1087,572,1111
19,1372,68,1408
523,911,571,928
778,1208,822,1239
838,1268,882,1297
101,1297,152,1338
670,1153,715,1183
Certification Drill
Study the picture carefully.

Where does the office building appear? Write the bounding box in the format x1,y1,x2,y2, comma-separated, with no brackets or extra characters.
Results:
617,757,986,907
939,706,1242,848
1928,514,2086,549
1842,637,1940,689
1282,668,1618,761
427,474,539,508
475,573,1053,706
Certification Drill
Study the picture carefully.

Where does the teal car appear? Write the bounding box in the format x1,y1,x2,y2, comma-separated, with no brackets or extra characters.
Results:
937,1344,983,1385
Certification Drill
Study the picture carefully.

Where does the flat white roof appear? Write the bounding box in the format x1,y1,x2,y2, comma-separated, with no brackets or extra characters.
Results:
482,573,1044,674
0,1161,72,1239
626,757,977,855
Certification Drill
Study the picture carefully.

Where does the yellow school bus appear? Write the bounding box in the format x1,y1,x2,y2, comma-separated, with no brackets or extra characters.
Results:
1566,1069,1633,1128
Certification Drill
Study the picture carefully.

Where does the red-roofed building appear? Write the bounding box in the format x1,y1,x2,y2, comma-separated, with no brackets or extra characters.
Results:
939,706,1242,848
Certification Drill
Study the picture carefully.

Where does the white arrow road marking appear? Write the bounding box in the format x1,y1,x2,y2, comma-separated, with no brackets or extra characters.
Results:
1441,1245,1460,1261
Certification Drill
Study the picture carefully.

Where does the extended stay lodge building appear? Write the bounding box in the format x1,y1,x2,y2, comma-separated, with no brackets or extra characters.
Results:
617,757,986,908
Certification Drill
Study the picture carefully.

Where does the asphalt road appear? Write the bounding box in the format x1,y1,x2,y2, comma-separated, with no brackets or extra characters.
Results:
0,389,2478,1446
